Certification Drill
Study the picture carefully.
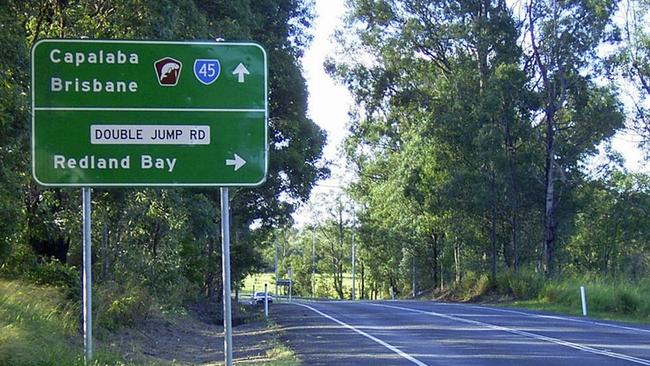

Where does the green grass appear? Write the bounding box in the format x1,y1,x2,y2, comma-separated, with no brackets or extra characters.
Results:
261,340,300,366
241,273,277,295
502,277,650,324
257,320,301,366
242,272,357,299
0,279,122,366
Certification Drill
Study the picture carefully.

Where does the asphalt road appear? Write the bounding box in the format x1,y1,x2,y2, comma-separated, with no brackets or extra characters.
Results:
271,300,650,365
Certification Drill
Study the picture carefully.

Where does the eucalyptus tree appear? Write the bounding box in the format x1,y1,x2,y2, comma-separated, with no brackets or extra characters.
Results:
525,0,625,276
333,0,539,285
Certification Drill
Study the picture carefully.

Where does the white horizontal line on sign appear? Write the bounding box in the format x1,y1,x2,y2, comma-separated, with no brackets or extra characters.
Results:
91,124,210,145
34,107,265,113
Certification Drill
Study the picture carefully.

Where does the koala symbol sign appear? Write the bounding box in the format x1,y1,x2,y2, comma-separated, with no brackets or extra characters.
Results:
154,57,182,86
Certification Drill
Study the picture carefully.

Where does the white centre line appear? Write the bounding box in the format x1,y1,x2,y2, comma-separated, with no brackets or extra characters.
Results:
370,303,650,365
293,302,428,366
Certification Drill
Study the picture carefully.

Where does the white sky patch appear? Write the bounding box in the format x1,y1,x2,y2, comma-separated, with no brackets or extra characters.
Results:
293,0,354,227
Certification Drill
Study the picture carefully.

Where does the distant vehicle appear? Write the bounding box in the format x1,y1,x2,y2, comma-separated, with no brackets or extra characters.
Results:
250,291,272,305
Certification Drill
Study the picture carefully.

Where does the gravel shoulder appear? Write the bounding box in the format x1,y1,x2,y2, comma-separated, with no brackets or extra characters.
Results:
100,303,292,365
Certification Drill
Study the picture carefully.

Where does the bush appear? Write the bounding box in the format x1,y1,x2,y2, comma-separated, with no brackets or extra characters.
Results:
30,259,80,299
508,271,544,299
95,281,154,331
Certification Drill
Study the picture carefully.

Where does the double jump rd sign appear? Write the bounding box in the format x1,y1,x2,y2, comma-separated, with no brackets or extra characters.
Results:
31,40,267,186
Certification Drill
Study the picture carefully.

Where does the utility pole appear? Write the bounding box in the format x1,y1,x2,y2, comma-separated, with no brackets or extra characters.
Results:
312,230,316,298
274,238,278,300
351,233,356,301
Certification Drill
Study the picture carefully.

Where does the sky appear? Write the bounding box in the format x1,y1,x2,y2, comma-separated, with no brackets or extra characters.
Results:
293,0,648,226
292,0,352,226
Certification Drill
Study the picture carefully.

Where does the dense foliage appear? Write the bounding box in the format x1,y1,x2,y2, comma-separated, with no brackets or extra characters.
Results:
278,0,650,300
0,0,327,313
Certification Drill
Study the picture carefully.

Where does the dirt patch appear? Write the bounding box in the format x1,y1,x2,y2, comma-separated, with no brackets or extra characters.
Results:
101,303,284,365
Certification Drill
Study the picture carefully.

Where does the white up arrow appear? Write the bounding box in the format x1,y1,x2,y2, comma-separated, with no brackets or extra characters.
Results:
232,63,250,83
225,154,246,171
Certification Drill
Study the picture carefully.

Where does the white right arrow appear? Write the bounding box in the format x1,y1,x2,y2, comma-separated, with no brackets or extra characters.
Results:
225,153,246,171
232,63,250,83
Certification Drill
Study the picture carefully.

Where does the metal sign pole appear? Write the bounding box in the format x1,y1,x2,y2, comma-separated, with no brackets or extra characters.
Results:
274,238,278,300
312,231,315,298
82,187,93,364
351,233,356,301
221,188,233,366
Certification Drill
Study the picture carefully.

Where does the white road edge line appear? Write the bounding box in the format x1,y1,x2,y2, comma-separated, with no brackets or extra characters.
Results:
292,302,428,366
466,305,650,334
370,303,650,365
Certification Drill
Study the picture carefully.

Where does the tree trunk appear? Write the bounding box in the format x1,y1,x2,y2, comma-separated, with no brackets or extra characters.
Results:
431,233,439,289
101,223,109,280
505,116,519,271
360,261,365,300
529,0,560,278
205,237,216,300
543,116,557,277
490,169,498,280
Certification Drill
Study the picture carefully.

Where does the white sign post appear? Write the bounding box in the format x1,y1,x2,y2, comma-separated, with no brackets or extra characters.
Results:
264,283,269,317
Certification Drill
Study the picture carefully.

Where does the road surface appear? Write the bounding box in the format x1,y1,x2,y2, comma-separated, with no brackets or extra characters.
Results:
271,300,650,365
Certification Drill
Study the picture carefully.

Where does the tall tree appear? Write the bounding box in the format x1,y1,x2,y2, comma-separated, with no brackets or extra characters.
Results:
526,0,624,276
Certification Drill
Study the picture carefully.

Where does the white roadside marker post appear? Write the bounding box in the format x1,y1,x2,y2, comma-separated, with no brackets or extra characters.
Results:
288,268,293,302
264,283,269,318
580,286,588,316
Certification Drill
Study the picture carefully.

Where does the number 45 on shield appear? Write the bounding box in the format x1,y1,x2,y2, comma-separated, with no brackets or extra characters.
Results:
194,59,221,85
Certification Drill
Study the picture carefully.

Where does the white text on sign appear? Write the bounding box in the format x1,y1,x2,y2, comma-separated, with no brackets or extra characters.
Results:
91,125,210,145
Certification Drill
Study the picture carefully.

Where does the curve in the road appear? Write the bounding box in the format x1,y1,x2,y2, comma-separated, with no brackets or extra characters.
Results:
370,303,650,366
287,300,650,366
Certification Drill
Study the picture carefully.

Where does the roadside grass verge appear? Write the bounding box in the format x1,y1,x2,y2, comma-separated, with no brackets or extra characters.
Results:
0,279,121,366
259,320,300,366
444,271,650,324
505,277,650,323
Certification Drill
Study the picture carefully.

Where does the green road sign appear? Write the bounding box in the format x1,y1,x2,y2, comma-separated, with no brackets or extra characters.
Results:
31,39,267,186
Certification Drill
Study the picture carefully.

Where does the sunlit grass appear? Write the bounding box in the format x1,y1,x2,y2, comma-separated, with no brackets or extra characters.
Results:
241,272,357,299
0,279,122,366
498,276,650,324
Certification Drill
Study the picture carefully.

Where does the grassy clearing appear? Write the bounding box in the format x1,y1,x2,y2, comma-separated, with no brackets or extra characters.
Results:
241,273,276,296
241,272,356,299
0,279,123,366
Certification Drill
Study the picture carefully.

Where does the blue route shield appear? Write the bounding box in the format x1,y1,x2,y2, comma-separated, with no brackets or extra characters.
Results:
193,59,221,85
